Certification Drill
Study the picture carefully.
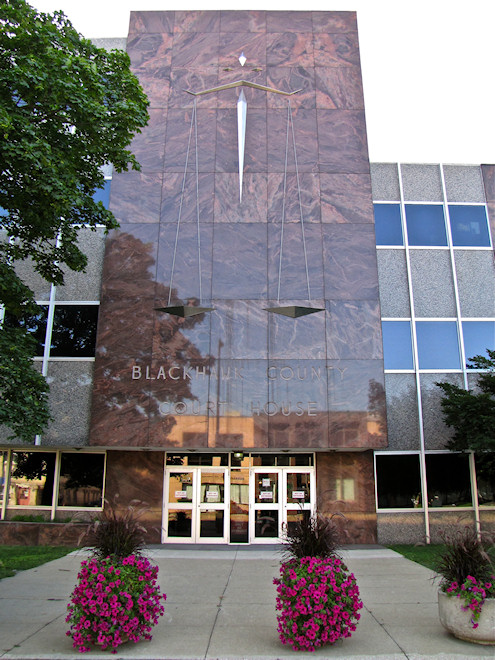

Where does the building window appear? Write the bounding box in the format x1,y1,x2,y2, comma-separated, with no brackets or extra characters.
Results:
476,455,495,507
462,321,495,364
9,451,56,507
375,454,422,508
92,179,111,208
374,204,403,246
4,306,48,357
425,453,471,507
405,204,447,246
449,205,491,247
50,305,99,357
416,321,460,369
58,453,105,507
4,304,98,358
382,321,414,369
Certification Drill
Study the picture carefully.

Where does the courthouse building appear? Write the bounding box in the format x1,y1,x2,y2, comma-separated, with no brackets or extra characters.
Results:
1,10,494,545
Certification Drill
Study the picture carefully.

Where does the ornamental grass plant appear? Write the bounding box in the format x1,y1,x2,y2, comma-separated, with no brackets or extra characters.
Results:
274,511,363,651
66,497,166,653
436,525,495,629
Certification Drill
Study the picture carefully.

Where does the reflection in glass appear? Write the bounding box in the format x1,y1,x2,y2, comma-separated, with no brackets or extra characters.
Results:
405,204,447,246
425,454,471,507
4,306,48,356
382,321,414,370
10,452,56,507
230,469,249,543
462,322,495,363
93,179,111,208
449,205,491,247
200,510,224,538
0,451,7,508
376,454,422,508
286,473,310,503
374,203,403,246
416,321,460,369
58,453,104,507
255,473,278,503
476,455,495,506
286,509,310,536
51,305,99,357
168,509,192,537
200,472,224,503
168,472,193,503
166,454,228,466
255,509,278,538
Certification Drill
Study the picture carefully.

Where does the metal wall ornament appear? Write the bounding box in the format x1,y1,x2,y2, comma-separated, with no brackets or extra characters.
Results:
160,52,323,318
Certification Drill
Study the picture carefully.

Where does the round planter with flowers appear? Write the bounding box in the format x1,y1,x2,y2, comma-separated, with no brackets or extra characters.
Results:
434,525,495,646
274,511,363,652
66,497,166,653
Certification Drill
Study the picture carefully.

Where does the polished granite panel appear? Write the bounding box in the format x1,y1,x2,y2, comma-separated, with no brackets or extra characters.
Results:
161,173,215,224
268,303,326,359
326,300,383,360
156,222,213,303
105,451,163,528
315,66,364,109
266,67,316,109
266,33,314,67
267,172,321,224
317,451,377,544
267,223,324,300
219,32,267,68
109,171,162,224
168,68,219,108
128,108,167,172
266,11,313,33
322,224,379,300
220,10,266,33
171,32,220,68
163,109,216,173
210,301,268,360
320,173,372,223
211,224,268,299
216,108,267,173
214,173,268,222
127,33,173,70
317,110,369,173
128,11,175,34
313,32,360,67
97,225,158,359
216,69,268,109
174,11,221,33
267,108,318,173
91,10,382,452
312,11,357,32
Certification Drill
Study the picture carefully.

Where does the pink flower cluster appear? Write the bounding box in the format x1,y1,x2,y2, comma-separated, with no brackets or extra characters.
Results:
445,574,495,629
273,555,363,652
66,555,166,653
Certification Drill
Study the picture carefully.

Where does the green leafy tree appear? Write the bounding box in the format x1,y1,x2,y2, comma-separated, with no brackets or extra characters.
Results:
0,0,149,441
436,349,495,465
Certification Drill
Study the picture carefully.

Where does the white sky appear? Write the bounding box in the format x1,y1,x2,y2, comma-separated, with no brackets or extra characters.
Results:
30,0,495,165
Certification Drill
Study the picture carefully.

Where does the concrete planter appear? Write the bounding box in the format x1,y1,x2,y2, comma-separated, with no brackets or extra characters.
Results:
438,590,495,645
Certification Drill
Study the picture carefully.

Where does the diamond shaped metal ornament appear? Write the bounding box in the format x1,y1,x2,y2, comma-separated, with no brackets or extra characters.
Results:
155,306,214,318
264,306,325,318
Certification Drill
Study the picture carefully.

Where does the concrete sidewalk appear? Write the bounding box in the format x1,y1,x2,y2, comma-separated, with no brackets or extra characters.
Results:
0,546,492,659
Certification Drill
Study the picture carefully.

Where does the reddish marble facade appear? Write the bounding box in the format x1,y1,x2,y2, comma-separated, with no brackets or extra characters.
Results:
90,11,387,452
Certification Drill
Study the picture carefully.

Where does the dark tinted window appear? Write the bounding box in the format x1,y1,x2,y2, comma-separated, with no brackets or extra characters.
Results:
50,305,99,357
58,453,105,507
376,454,422,508
3,306,48,356
425,454,471,507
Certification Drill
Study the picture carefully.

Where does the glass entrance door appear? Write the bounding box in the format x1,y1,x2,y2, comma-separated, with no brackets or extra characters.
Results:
250,468,315,543
163,468,228,543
